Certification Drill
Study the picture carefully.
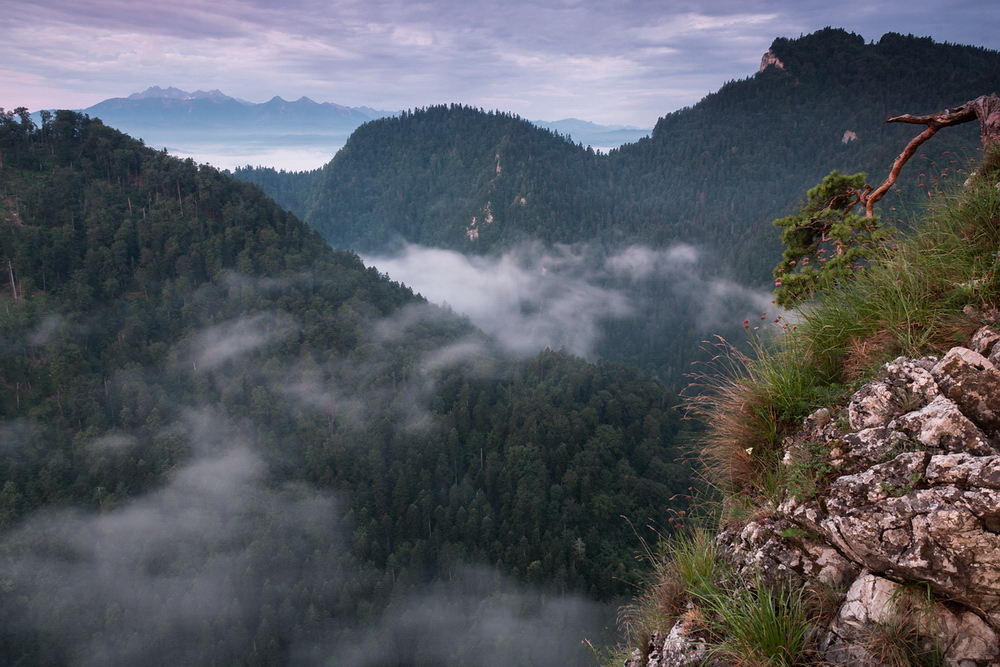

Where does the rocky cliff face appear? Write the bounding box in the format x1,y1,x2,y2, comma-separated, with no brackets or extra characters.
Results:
759,49,786,71
635,326,1000,665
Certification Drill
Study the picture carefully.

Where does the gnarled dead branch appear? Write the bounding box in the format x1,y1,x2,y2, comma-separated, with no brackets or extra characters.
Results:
858,93,1000,217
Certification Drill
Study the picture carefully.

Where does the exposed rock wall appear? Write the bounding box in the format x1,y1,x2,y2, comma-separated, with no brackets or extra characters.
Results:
759,49,786,71
635,327,1000,665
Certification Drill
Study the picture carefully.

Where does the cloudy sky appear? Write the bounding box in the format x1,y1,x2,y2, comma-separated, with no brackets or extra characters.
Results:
2,0,998,128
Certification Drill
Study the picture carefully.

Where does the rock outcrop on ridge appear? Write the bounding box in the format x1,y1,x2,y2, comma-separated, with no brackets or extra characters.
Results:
635,326,1000,665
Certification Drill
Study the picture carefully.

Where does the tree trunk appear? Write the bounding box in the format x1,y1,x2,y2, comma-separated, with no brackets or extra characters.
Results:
964,94,1000,148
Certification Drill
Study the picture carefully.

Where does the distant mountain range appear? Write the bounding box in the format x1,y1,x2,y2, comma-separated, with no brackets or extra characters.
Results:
67,87,650,170
25,87,393,170
531,118,650,148
84,86,391,130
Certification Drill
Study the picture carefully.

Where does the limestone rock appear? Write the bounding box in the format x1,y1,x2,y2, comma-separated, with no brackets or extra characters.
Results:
926,452,1000,489
627,625,716,667
892,394,996,455
759,48,785,71
698,345,1000,666
725,516,858,590
932,346,1000,432
846,356,940,431
824,573,1000,666
637,336,1000,666
823,573,909,664
847,380,898,431
833,426,913,474
971,326,1000,357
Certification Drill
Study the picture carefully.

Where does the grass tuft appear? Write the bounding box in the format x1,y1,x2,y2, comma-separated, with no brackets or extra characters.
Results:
613,524,818,667
864,583,944,667
617,525,721,658
695,574,814,667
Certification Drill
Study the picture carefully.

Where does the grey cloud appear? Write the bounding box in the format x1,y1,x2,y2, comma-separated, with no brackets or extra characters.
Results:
419,338,494,374
178,310,299,371
2,303,348,661
0,411,352,666
279,361,384,432
0,319,615,665
279,301,496,433
0,420,48,461
308,566,612,666
6,0,262,38
606,243,700,280
28,314,63,346
365,243,632,358
605,244,781,329
365,242,778,361
86,433,137,452
161,273,479,435
369,302,496,373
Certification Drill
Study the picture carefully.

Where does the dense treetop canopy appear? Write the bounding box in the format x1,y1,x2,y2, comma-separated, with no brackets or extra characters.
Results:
0,108,691,663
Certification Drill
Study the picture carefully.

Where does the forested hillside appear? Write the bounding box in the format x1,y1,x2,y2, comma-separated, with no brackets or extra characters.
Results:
237,29,1000,282
230,30,1000,387
0,110,691,664
236,105,614,252
613,28,1000,277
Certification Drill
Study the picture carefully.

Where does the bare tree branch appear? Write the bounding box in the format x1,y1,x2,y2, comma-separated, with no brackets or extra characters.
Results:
884,105,978,129
860,125,940,217
858,93,1000,217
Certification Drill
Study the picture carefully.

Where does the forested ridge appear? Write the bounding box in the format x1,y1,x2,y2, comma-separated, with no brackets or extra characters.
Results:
0,110,691,664
234,106,615,253
233,29,1000,387
614,29,1000,276
237,29,1000,282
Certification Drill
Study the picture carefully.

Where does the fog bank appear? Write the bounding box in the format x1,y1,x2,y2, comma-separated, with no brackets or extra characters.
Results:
365,242,781,380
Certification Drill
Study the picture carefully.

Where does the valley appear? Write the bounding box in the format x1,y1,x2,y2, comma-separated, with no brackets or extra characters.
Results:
4,27,1000,665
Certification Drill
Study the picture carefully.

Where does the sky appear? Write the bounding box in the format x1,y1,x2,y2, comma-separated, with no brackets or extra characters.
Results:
3,0,999,129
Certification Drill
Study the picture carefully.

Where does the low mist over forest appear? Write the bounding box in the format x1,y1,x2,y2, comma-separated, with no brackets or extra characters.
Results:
4,26,1000,666
0,109,689,664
